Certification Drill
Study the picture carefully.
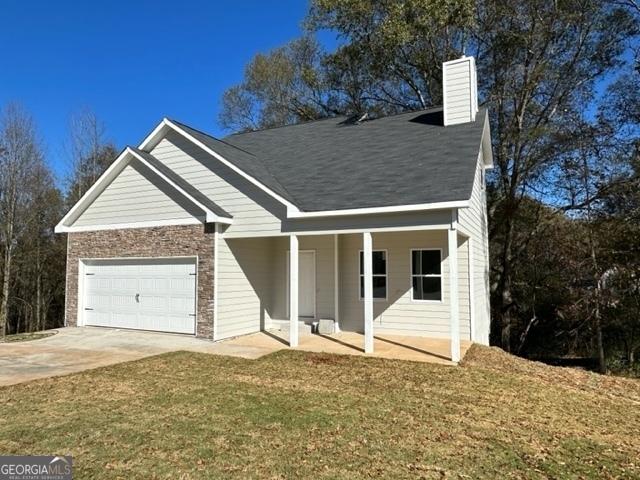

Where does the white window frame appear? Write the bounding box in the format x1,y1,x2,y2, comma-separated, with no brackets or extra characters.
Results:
358,249,388,302
410,248,443,304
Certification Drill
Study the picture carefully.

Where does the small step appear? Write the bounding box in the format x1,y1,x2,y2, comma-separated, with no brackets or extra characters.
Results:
277,320,314,336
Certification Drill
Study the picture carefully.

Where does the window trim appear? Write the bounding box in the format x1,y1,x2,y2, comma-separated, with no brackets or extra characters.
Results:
358,249,388,302
409,248,444,304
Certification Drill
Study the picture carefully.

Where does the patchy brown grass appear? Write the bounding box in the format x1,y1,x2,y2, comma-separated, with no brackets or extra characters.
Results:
0,345,638,479
0,331,56,343
463,345,640,404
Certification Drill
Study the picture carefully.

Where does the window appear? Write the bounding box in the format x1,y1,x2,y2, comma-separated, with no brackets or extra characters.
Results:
359,250,387,300
411,249,442,301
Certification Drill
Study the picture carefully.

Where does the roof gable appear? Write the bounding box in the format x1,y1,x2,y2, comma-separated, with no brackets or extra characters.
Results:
131,148,231,219
55,148,232,233
137,118,299,214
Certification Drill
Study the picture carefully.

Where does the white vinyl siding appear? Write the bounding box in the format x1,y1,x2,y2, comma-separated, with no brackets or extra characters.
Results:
458,151,491,344
443,57,477,126
72,160,201,227
150,131,285,237
338,231,470,339
215,235,338,338
457,235,471,339
215,236,274,340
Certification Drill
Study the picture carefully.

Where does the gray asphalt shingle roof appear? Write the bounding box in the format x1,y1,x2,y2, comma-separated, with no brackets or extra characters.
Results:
176,107,488,212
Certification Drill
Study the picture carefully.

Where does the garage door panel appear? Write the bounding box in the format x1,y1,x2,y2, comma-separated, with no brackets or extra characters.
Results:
86,310,108,326
82,258,196,335
170,277,195,292
110,311,138,330
153,314,192,333
140,295,169,311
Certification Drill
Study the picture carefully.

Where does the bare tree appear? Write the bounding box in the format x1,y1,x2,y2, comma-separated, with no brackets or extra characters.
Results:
0,103,45,338
65,108,117,205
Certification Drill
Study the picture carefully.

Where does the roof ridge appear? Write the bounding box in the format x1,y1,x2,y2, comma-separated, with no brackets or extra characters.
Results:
168,118,258,158
224,106,448,138
225,114,346,137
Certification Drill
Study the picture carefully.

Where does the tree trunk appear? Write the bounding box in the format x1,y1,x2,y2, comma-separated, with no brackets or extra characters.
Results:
593,296,606,373
588,219,606,373
36,272,42,332
35,242,42,332
579,152,607,374
497,208,516,352
0,236,12,339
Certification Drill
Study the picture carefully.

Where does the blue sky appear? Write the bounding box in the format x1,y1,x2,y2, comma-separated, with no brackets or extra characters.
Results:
0,0,324,183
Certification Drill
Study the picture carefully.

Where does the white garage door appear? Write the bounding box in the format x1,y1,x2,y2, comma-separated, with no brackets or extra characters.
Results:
82,258,196,334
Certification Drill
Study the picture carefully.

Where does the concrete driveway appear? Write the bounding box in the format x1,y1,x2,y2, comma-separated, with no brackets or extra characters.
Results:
0,327,281,387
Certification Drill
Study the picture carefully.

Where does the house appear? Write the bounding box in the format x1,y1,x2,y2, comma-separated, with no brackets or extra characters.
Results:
55,56,492,362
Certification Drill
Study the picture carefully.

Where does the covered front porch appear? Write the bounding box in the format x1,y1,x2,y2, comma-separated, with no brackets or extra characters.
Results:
218,212,484,362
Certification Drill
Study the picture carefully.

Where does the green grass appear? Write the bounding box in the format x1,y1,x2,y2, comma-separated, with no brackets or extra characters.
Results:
0,345,639,479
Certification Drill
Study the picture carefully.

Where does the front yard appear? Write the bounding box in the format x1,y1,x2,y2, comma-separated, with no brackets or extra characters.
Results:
0,345,638,479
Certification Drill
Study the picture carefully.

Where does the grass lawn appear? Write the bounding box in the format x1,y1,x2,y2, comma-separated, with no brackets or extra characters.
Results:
0,331,56,343
0,346,639,479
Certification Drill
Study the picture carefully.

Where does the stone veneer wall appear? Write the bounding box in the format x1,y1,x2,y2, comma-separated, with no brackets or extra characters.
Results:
65,224,215,338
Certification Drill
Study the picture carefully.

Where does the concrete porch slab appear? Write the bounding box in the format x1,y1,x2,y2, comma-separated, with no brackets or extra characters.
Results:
222,330,472,364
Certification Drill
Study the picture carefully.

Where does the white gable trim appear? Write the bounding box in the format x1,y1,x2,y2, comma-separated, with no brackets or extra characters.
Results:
56,148,132,232
55,147,232,233
138,118,301,215
58,218,204,233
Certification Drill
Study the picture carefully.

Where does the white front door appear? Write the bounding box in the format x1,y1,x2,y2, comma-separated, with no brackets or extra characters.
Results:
82,258,197,334
298,251,316,318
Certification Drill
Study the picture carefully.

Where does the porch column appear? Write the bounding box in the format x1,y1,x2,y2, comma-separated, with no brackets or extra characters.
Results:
334,234,341,332
289,234,299,347
448,211,461,362
363,231,374,353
